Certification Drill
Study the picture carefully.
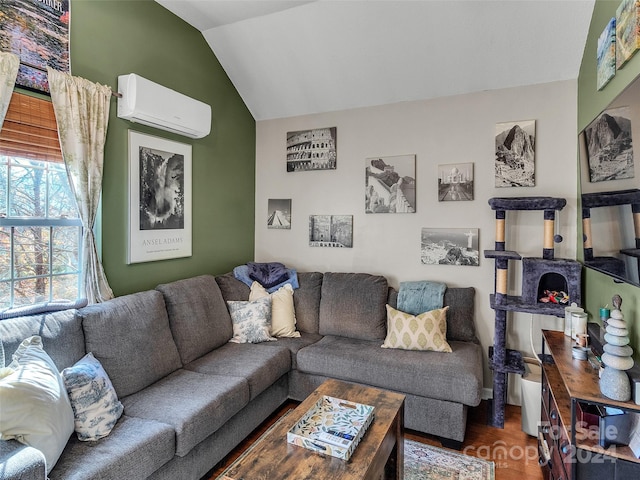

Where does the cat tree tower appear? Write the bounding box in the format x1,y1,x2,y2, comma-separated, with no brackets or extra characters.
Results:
484,197,582,428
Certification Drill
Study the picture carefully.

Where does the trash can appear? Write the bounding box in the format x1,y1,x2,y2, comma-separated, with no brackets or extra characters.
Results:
521,357,542,436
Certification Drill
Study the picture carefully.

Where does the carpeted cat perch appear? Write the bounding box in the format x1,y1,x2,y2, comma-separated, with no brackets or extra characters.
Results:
484,197,581,428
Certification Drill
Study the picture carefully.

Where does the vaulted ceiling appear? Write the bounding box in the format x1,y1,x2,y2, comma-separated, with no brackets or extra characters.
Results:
155,0,595,121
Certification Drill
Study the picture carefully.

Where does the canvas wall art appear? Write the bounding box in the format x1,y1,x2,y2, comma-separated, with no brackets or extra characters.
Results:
286,127,337,172
309,215,353,248
584,106,635,183
0,0,70,92
597,17,616,90
128,131,192,264
495,120,536,187
365,154,416,213
267,199,291,229
616,0,640,69
421,228,479,266
438,162,474,201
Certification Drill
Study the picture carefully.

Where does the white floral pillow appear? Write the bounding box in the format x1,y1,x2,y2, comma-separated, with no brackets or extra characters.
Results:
382,305,452,352
227,297,277,343
62,352,124,441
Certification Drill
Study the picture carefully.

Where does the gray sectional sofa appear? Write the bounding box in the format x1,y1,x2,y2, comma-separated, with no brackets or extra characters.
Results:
0,271,483,480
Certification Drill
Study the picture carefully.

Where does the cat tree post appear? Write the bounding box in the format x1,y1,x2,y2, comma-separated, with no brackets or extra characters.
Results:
485,196,579,429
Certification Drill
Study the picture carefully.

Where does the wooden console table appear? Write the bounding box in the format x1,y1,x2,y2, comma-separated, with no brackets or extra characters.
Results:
540,330,640,479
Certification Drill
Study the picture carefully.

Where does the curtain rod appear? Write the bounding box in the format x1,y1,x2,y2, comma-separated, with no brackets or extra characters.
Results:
111,91,122,98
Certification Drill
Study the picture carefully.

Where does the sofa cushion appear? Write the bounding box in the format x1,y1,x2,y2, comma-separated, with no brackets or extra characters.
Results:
388,286,479,343
0,336,75,474
382,305,452,352
215,272,250,301
79,290,182,398
156,275,233,364
61,353,124,441
185,342,291,399
257,332,323,369
120,369,249,457
0,308,85,371
49,415,175,480
296,335,483,406
319,272,388,341
443,287,479,343
293,272,323,334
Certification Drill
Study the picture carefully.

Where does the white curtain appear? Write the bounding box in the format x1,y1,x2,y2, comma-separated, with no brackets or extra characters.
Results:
0,51,19,130
47,67,114,304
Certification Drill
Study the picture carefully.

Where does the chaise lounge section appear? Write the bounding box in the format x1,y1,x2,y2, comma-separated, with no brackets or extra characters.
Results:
0,270,483,480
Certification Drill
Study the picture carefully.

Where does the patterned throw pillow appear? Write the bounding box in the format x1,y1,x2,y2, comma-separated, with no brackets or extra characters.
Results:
62,353,124,441
227,297,277,343
381,305,452,352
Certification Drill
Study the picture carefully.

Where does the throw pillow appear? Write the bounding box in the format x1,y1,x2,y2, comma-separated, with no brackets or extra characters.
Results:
61,353,124,441
249,281,301,338
382,305,452,352
227,297,277,343
0,336,74,474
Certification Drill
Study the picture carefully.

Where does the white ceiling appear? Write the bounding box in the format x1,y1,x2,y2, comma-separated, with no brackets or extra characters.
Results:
155,0,595,121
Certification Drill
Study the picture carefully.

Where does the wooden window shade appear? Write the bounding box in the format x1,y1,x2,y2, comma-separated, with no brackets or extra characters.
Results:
0,92,63,163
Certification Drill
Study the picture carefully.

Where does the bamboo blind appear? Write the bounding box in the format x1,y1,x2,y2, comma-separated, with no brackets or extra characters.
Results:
0,92,62,163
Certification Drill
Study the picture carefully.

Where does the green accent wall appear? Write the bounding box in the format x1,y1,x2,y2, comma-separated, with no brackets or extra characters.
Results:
578,0,640,360
69,0,255,296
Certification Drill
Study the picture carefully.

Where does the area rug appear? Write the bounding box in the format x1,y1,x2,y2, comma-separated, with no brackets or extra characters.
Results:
217,410,494,480
404,440,494,480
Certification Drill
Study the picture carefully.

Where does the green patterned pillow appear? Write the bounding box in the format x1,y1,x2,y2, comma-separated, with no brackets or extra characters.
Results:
381,304,452,352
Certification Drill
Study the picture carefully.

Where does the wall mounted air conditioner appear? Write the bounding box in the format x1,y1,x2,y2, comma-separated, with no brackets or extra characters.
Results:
117,73,211,139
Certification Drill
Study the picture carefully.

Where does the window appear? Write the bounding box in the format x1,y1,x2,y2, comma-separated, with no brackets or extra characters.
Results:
0,92,82,309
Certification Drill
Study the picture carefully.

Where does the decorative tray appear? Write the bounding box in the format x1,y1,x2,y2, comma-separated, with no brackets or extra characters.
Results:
287,395,375,461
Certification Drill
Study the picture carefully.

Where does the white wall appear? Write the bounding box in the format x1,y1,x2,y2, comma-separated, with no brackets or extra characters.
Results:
255,80,577,402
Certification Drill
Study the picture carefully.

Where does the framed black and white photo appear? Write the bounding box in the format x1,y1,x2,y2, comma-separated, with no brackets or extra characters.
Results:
267,199,291,229
309,215,353,247
495,120,536,187
420,228,479,266
365,154,416,213
438,162,474,201
286,127,337,172
128,131,192,264
584,106,635,182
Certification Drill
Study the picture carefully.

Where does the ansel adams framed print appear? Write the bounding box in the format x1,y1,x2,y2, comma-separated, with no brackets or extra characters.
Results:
309,215,353,247
128,131,192,264
495,120,536,187
365,154,416,213
286,127,337,172
421,228,479,266
438,162,474,201
268,199,291,229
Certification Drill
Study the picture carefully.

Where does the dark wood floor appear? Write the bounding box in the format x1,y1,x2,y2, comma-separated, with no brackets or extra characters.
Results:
205,399,543,480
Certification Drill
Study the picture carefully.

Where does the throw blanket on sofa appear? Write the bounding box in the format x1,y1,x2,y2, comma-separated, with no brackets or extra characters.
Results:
397,281,446,315
233,263,299,293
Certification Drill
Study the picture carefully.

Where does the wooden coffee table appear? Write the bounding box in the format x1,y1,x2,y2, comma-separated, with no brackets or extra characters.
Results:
220,379,405,480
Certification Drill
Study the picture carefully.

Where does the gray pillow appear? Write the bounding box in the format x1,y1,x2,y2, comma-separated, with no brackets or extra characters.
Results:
156,275,233,364
215,272,250,301
79,290,182,398
292,272,323,334
319,272,388,341
443,287,479,343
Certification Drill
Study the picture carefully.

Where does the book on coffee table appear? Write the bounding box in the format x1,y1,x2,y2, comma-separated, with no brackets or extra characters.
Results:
287,395,375,461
